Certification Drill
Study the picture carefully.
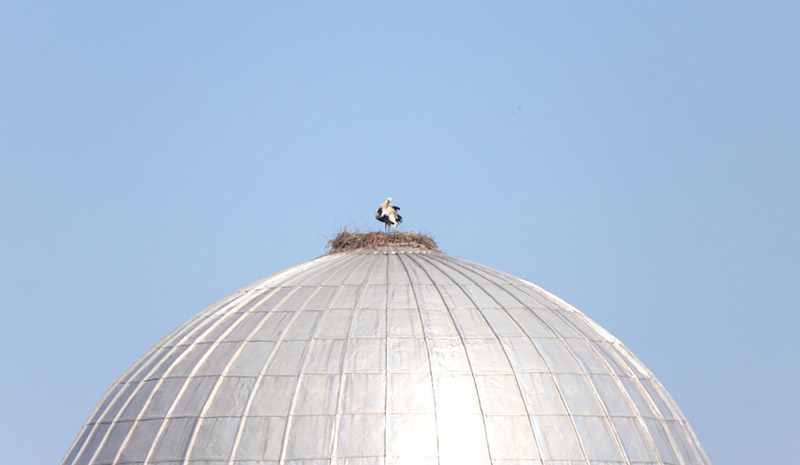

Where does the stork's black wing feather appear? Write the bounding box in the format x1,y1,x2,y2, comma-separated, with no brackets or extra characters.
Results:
396,214,403,223
393,206,400,211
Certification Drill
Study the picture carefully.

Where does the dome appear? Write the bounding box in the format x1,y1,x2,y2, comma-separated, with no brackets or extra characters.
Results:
62,245,710,465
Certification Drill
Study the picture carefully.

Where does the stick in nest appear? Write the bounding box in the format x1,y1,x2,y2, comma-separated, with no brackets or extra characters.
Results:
327,230,439,253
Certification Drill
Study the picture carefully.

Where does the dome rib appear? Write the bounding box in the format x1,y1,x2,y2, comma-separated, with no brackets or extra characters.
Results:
488,254,706,464
138,289,270,464
394,251,443,461
402,252,497,463
292,249,382,463
180,290,302,463
61,248,710,465
414,251,686,465
226,286,326,462
76,254,361,465
244,253,370,463
401,252,546,464
424,253,633,462
67,289,258,465
417,252,600,462
456,256,688,462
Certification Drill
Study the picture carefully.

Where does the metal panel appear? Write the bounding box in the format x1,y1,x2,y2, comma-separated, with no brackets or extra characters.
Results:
436,414,491,462
248,375,296,416
474,374,527,415
611,417,659,462
588,374,637,417
352,309,386,338
341,373,386,414
386,413,437,458
189,416,238,460
234,416,285,461
117,419,161,463
387,372,435,413
388,338,429,373
336,413,385,457
463,337,514,374
572,415,625,462
433,373,481,415
428,337,471,373
387,309,424,337
205,377,255,417
284,415,335,460
517,373,569,416
485,414,539,460
501,336,550,373
555,374,606,416
530,415,584,461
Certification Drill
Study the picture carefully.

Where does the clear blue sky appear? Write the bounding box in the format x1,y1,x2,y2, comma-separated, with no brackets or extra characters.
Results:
1,2,798,464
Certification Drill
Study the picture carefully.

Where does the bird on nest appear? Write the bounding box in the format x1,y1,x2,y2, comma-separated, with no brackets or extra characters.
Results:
376,197,402,233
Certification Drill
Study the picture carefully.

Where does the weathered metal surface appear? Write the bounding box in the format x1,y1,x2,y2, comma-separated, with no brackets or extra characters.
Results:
62,247,710,465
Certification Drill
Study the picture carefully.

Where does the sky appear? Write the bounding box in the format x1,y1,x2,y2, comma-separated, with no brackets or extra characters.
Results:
1,2,798,464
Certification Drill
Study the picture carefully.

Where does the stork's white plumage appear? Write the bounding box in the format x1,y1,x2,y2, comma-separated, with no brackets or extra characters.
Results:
376,196,402,232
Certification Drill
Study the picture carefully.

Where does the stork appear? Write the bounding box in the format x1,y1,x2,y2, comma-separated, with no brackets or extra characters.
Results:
376,197,402,232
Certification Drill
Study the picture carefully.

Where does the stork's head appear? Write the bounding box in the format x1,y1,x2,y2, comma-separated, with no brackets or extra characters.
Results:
386,197,392,203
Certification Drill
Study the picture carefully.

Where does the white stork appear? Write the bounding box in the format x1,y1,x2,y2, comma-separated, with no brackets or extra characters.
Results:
376,197,402,232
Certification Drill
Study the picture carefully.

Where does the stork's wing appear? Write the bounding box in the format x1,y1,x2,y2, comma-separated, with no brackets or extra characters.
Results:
393,206,400,211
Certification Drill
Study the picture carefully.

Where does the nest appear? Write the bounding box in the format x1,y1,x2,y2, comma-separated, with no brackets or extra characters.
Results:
327,230,439,254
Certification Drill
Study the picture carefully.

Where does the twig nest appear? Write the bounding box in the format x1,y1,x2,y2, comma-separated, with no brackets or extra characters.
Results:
327,230,439,253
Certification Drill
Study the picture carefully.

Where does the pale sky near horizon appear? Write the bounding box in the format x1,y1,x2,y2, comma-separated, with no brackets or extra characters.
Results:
1,2,798,464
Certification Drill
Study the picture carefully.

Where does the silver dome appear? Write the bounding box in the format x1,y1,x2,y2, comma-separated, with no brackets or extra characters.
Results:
62,247,710,465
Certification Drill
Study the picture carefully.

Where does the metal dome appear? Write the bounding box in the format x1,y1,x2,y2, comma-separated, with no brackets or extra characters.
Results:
62,246,710,465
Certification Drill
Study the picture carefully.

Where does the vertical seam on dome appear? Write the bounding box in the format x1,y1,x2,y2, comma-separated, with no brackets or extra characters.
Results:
116,253,356,465
685,417,712,465
416,257,552,463
84,290,258,465
554,321,664,463
246,253,342,292
515,284,645,464
276,253,374,465
129,254,356,464
179,255,359,464
178,288,292,464
144,289,282,464
447,258,635,464
327,252,383,462
403,253,495,464
456,257,694,465
383,252,391,463
506,276,687,465
63,294,234,465
122,289,271,465
600,342,692,465
64,312,203,463
618,341,709,464
396,252,442,464
226,253,363,464
415,253,547,465
426,253,592,464
542,307,668,465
